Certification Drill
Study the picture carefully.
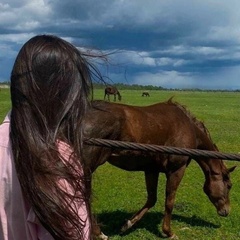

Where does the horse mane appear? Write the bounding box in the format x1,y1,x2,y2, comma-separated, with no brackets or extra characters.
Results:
166,98,214,142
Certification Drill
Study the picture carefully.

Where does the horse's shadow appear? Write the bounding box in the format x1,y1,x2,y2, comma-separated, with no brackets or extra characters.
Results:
95,210,220,238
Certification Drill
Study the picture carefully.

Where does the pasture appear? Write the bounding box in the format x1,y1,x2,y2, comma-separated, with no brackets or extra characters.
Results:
1,88,240,239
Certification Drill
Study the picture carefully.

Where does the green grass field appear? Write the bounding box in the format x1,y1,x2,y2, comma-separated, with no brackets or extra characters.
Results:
1,88,240,239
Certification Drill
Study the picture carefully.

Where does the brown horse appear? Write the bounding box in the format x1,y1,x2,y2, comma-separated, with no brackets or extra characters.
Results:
142,91,150,97
82,99,235,239
104,86,122,102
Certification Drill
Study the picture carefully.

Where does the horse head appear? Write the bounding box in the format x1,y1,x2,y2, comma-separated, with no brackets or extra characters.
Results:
203,165,236,216
190,114,237,218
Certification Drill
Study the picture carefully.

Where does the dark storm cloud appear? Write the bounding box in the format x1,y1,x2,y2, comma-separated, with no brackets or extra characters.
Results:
1,0,240,89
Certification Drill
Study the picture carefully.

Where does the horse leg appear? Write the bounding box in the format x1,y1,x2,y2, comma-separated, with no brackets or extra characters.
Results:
92,215,109,240
162,165,186,238
121,171,159,232
114,94,116,102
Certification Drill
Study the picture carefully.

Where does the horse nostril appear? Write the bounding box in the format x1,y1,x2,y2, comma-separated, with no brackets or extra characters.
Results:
218,208,229,217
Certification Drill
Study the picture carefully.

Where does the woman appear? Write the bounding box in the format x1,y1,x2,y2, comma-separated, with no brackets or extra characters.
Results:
0,35,98,239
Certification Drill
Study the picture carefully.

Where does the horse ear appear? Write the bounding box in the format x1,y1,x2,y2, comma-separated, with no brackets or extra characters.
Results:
228,166,236,173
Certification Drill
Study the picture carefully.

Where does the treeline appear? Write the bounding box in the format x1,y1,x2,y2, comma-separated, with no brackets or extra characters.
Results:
93,82,165,90
0,81,10,85
1,81,240,92
93,83,240,92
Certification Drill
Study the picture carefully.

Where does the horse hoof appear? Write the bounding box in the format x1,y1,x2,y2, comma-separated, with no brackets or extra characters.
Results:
161,232,178,239
96,232,109,240
120,220,133,233
170,234,179,239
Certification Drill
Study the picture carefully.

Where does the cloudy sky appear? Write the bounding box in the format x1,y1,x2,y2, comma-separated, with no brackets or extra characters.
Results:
1,0,240,90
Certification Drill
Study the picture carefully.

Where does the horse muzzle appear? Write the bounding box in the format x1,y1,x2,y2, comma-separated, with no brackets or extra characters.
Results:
217,207,230,217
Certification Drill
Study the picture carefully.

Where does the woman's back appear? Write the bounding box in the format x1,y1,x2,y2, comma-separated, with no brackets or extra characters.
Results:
0,113,54,240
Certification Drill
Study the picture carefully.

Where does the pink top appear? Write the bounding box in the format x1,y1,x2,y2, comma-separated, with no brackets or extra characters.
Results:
0,113,90,240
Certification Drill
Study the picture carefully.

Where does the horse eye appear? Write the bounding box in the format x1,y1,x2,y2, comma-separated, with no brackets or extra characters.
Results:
223,174,229,181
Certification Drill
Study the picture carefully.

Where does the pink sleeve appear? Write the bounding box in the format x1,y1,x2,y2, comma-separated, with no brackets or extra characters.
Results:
27,208,54,240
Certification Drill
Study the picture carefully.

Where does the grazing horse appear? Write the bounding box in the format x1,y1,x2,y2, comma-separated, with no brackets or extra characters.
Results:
104,86,122,102
142,91,150,97
82,99,235,239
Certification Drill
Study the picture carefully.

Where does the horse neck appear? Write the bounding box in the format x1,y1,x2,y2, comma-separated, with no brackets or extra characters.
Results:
194,126,224,177
195,157,225,180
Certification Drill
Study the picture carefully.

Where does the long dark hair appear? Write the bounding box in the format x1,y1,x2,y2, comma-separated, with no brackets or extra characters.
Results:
10,35,97,239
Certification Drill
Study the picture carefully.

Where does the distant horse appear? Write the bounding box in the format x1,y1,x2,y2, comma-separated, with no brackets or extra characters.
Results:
142,91,150,97
82,99,235,239
104,86,122,102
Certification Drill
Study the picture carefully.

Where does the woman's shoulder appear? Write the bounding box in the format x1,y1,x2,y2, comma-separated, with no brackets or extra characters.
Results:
0,113,10,148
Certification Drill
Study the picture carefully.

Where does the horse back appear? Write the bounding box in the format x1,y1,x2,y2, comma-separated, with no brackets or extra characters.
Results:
119,102,196,147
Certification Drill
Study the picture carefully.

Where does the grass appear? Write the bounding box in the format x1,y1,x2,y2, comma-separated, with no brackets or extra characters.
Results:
1,88,240,239
0,88,11,122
